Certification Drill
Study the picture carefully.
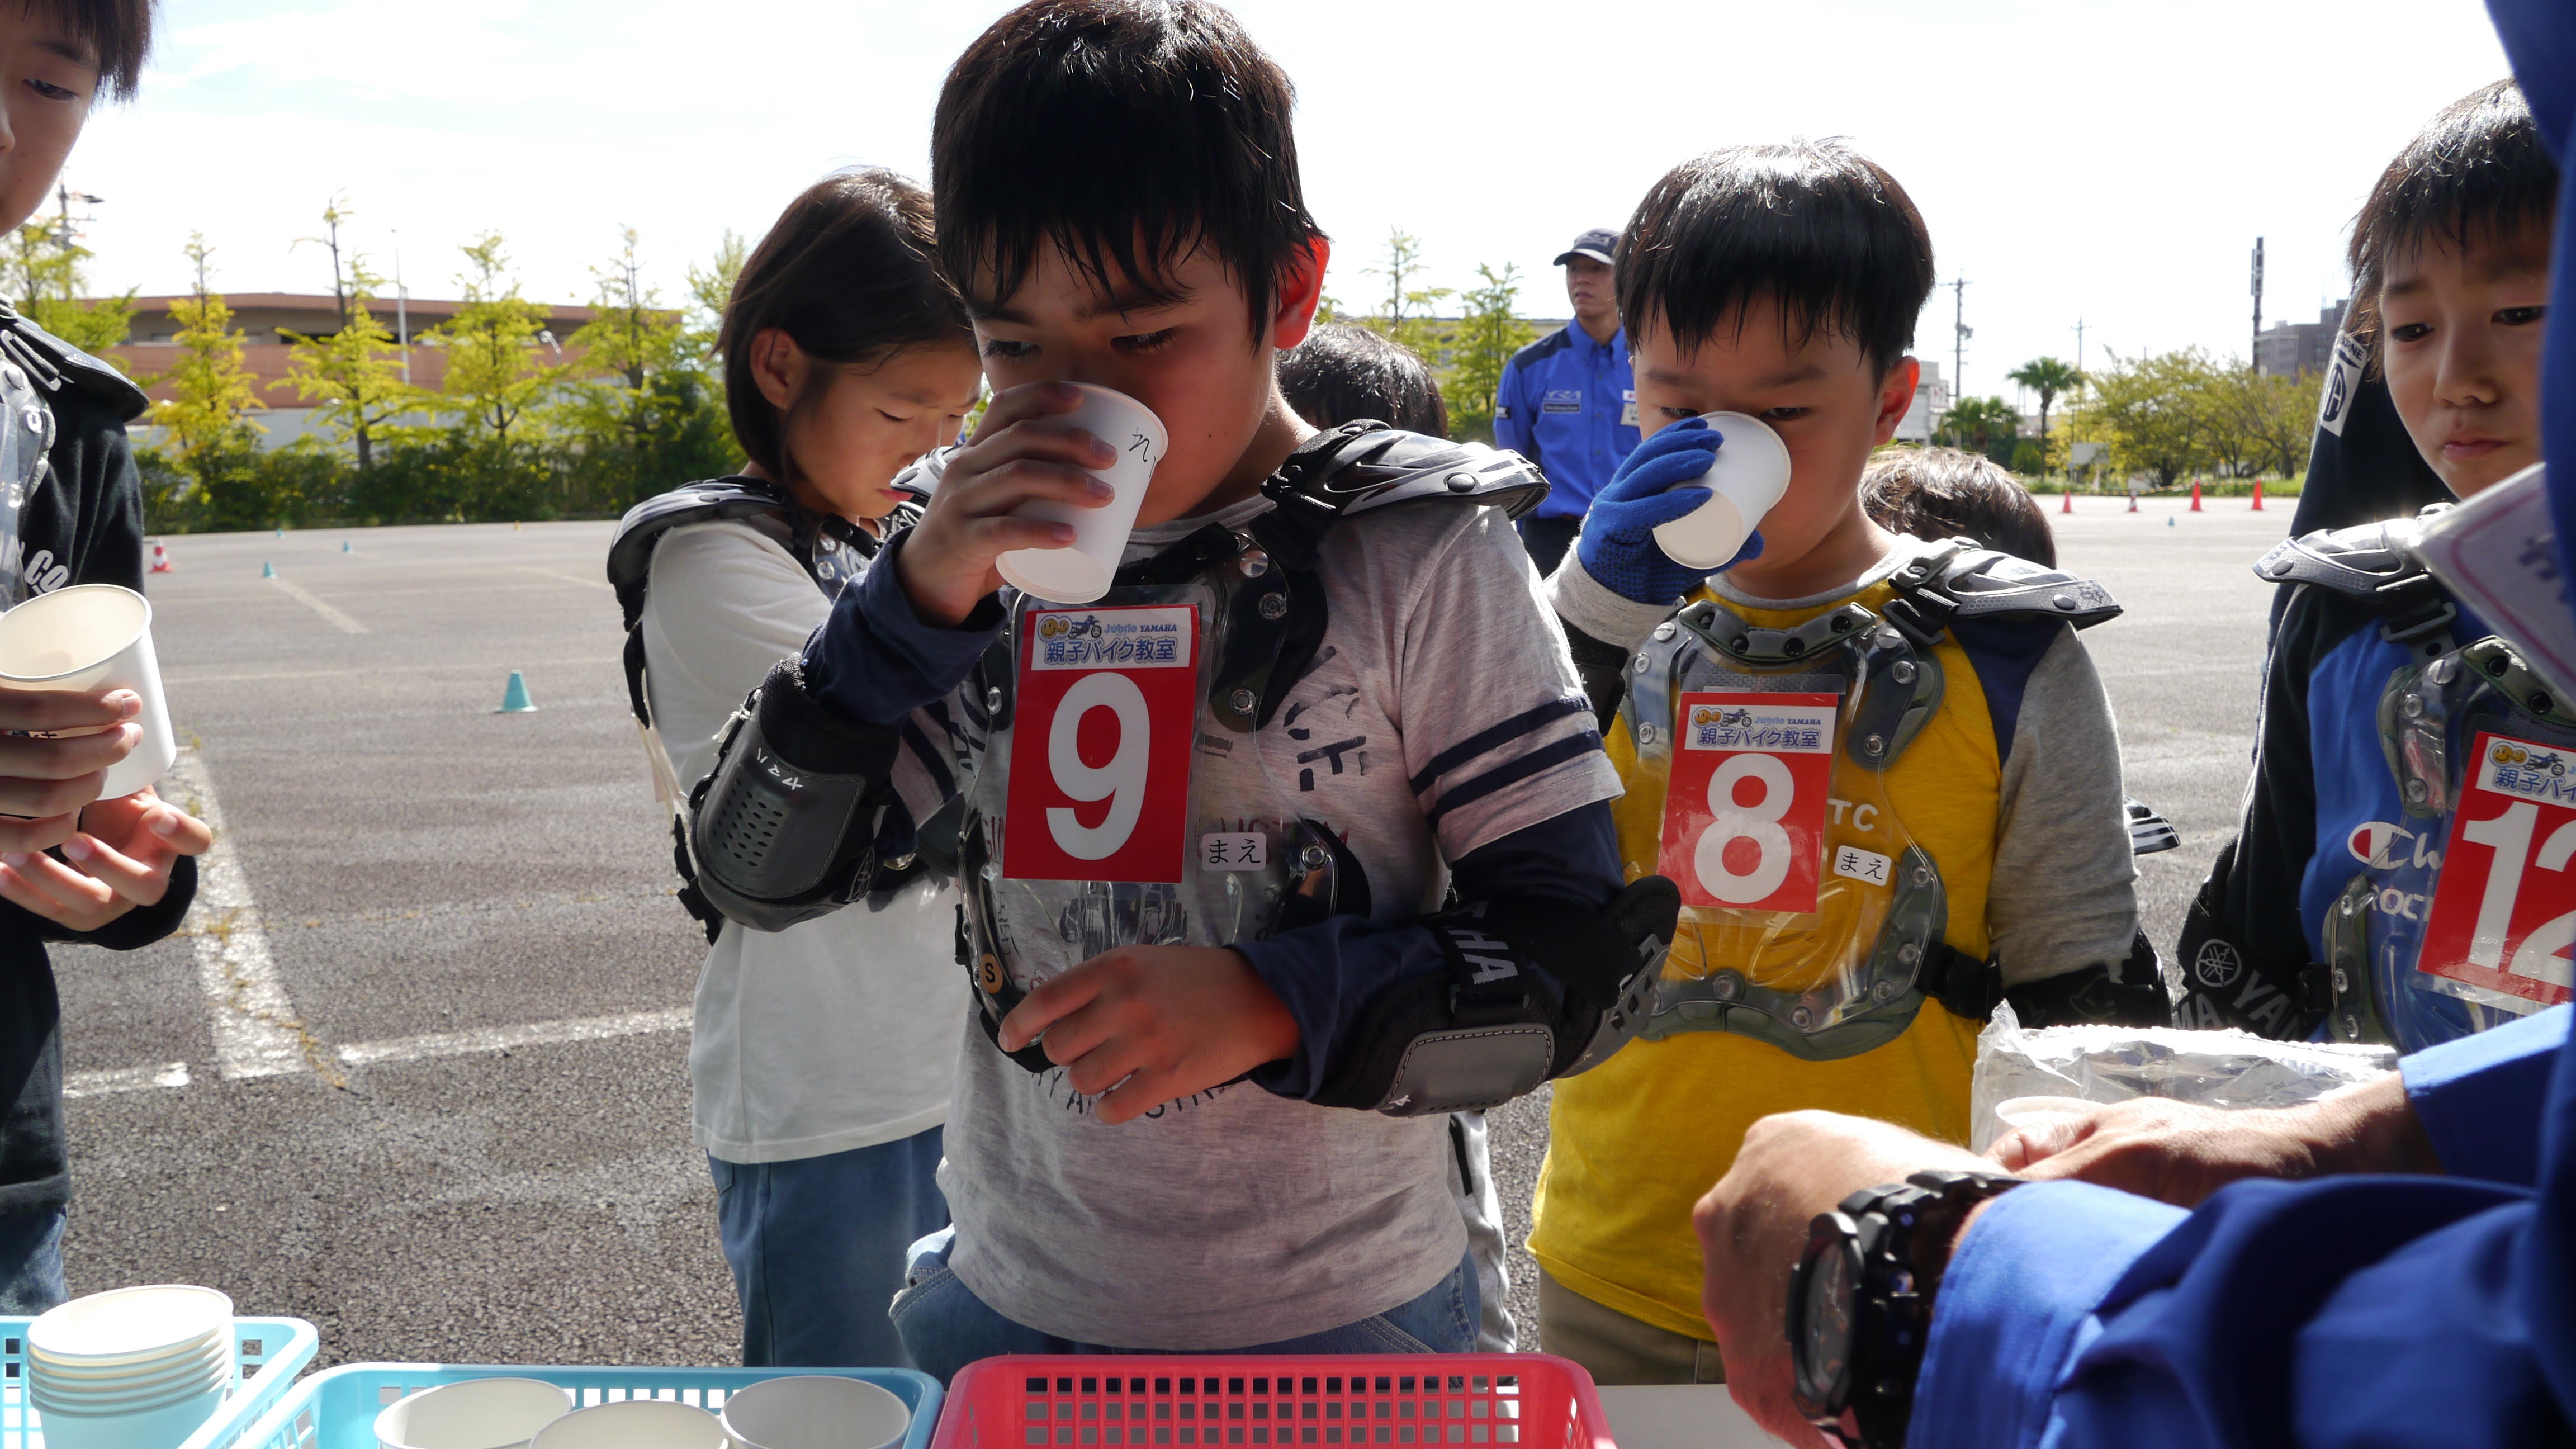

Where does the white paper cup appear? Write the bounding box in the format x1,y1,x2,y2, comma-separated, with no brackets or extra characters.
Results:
995,383,1168,604
30,1336,229,1395
28,1285,231,1366
1992,1095,2101,1133
376,1378,575,1449
720,1376,911,1449
1649,412,1793,570
0,583,178,801
31,1377,227,1449
530,1399,728,1449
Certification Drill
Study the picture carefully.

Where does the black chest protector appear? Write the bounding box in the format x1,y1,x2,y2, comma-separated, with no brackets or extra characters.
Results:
606,477,910,937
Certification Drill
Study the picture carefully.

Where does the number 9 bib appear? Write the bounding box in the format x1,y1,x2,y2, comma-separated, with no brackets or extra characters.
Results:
1002,604,1199,882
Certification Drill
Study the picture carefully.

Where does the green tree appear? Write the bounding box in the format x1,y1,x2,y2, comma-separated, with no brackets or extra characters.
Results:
553,226,733,507
2068,348,2225,489
149,234,264,462
1361,228,1453,359
4,207,132,354
2005,356,2082,480
425,233,564,481
1442,263,1536,442
277,198,416,471
1936,396,2019,463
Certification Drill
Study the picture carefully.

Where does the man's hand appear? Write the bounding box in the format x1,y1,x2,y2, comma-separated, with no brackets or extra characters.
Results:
0,685,141,853
0,786,212,932
898,381,1117,626
998,945,1299,1125
1694,1111,1994,1449
1988,1074,2437,1208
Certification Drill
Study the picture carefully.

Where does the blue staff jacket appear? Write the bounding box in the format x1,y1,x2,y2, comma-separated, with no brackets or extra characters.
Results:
1492,324,1639,521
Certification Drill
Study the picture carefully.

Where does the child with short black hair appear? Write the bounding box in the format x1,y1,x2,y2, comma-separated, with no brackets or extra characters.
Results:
2180,79,2560,1049
1531,140,2146,1384
1280,322,1450,438
684,0,1658,1377
1861,446,2056,566
0,0,217,1312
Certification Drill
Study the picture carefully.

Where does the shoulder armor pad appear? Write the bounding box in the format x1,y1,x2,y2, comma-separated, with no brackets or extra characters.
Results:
890,444,956,500
1891,539,2121,632
607,477,798,629
2253,515,2437,596
0,302,148,422
1267,423,1549,523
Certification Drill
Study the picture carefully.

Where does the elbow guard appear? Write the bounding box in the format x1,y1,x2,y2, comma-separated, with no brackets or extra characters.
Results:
687,658,903,933
1313,875,1679,1116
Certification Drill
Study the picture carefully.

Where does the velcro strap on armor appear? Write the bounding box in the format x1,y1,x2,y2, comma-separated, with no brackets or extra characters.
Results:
1919,941,2005,1021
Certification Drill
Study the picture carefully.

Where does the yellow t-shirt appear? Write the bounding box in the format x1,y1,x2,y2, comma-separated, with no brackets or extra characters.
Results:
1530,570,2010,1341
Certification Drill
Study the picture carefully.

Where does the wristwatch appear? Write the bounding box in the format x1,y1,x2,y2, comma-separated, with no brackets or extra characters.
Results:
1786,1168,2023,1449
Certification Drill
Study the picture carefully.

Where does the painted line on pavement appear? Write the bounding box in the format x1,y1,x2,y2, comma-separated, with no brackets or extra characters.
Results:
522,567,614,593
63,1062,190,1098
335,1007,690,1067
166,749,326,1082
265,575,368,633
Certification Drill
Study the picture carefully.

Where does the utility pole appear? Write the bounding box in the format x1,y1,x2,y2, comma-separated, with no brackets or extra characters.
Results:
2251,237,2266,374
49,183,101,302
393,230,410,386
1949,278,1972,404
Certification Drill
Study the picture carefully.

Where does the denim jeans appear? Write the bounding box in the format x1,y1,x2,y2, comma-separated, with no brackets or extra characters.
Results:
709,1126,949,1370
0,1204,67,1314
890,1227,1481,1384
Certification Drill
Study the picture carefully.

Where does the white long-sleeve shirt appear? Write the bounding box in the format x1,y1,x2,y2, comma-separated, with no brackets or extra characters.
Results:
641,517,964,1163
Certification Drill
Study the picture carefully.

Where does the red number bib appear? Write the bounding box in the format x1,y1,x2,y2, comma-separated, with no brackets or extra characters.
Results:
1657,691,1839,913
2418,730,2576,1006
1001,604,1198,884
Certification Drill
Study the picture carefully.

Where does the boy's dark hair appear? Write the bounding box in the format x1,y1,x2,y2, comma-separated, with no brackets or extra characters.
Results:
1617,141,1933,375
44,0,153,102
932,0,1324,340
2347,79,2559,366
1279,323,1449,437
1861,446,2056,567
719,169,972,484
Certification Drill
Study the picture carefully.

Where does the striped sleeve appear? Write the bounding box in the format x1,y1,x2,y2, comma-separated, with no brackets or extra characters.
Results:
1396,506,1622,859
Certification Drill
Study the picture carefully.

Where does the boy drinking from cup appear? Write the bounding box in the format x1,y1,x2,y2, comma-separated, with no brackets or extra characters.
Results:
683,0,1675,1377
0,0,216,1311
1528,141,2151,1382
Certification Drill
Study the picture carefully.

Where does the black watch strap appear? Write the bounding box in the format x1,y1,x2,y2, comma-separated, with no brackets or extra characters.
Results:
1793,1169,2023,1449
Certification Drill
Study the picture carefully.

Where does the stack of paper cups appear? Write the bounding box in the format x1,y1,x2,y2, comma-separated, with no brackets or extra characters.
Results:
996,383,1169,605
0,583,178,799
1649,412,1794,571
25,1285,236,1449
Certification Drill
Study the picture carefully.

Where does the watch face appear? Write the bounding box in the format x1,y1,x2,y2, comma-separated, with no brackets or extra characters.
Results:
1791,1213,1862,1415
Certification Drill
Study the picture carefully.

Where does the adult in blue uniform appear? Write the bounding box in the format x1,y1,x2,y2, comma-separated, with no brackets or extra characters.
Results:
1494,228,1639,571
1685,7,2576,1442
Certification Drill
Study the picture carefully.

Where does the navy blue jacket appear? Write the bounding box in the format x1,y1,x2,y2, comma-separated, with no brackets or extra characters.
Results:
1492,324,1638,520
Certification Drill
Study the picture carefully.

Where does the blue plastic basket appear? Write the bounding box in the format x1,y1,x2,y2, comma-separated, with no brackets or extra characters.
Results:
1,1316,321,1449
236,1363,942,1449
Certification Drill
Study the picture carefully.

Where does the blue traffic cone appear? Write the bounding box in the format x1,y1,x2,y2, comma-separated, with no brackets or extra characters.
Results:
495,670,538,713
342,539,352,553
274,526,283,538
261,561,274,578
2167,515,2176,527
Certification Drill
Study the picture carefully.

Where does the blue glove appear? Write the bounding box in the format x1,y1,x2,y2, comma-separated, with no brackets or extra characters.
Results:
1573,417,1764,604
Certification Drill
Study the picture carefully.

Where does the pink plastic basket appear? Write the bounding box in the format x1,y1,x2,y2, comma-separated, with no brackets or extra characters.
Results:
930,1357,1616,1449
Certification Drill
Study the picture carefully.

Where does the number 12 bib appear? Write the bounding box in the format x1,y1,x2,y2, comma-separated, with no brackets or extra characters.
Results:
2417,730,2576,1006
1002,604,1199,883
1657,691,1839,914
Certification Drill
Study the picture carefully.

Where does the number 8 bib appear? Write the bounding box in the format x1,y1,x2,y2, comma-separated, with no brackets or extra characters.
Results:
1002,604,1199,883
1659,692,1838,912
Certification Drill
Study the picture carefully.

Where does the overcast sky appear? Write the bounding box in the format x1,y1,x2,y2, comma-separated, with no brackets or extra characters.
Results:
68,0,2515,407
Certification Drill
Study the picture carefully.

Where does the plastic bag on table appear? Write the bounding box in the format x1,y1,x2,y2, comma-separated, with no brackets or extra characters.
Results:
1968,1002,2398,1152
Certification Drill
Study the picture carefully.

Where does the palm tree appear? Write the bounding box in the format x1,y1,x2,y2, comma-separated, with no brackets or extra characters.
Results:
2007,356,2084,480
1936,396,2020,461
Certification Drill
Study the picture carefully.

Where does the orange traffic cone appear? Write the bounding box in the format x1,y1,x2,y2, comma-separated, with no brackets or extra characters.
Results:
2252,479,2265,512
2128,493,2139,513
2061,490,2073,514
148,539,172,573
2190,481,2203,512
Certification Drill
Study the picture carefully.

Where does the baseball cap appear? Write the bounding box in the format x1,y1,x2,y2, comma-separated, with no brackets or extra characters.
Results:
1553,228,1618,266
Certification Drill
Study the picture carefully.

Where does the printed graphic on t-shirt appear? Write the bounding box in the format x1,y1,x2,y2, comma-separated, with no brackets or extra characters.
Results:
2418,731,2576,1006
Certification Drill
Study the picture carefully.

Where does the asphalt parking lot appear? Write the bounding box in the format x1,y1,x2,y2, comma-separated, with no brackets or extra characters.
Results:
44,493,2285,1366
